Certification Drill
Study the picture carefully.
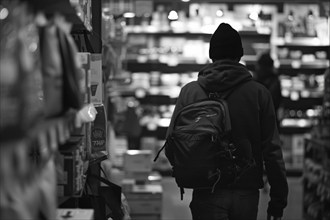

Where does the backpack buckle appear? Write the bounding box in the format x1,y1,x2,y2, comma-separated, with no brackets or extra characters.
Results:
209,92,220,99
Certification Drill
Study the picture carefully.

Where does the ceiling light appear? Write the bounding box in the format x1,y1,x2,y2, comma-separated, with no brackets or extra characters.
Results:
216,9,224,17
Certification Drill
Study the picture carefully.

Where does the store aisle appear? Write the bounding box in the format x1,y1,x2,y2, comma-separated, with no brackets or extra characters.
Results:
161,177,303,220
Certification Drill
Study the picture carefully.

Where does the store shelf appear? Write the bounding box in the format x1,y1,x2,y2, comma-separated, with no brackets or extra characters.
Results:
127,30,270,38
127,31,211,38
282,97,323,110
280,126,312,134
126,60,206,73
30,0,92,32
278,59,330,70
126,56,258,73
303,137,330,219
274,37,330,47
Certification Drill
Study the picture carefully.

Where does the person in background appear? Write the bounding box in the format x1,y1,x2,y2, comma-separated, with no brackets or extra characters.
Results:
254,52,282,122
166,23,288,220
254,52,283,194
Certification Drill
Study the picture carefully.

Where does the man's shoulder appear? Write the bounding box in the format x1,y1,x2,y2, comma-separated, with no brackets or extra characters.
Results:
250,79,271,91
181,80,201,93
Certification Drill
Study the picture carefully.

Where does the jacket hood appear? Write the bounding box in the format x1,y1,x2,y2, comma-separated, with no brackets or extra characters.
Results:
198,60,252,93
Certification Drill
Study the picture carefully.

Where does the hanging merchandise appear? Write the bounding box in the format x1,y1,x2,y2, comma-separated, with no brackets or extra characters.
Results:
90,104,107,159
90,54,103,104
39,16,64,117
56,15,84,112
0,0,44,142
75,103,98,128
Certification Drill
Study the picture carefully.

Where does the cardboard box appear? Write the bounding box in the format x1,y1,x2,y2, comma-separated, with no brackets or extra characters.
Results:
125,184,162,215
56,209,93,220
90,54,103,104
124,171,150,182
123,150,153,172
140,136,158,157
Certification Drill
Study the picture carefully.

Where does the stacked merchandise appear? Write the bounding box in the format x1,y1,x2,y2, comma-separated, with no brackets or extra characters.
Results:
303,68,330,220
122,150,163,220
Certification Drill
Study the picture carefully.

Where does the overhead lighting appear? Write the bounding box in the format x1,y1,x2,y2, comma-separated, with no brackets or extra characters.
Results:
181,0,190,2
168,10,178,20
123,12,135,18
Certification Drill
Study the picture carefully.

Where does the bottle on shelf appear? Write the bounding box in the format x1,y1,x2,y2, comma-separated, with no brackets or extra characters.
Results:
284,10,295,42
305,10,316,37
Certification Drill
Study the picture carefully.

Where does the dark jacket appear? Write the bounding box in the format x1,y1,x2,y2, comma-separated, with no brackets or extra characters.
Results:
256,70,282,112
166,60,288,217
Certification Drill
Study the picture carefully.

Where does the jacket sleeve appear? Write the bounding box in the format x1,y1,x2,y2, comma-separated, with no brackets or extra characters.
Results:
260,89,288,217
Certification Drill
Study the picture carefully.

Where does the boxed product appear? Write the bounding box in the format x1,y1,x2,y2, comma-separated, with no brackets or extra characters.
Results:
56,143,85,196
90,54,103,104
125,183,162,216
140,136,158,157
56,209,93,220
123,150,153,173
124,171,150,182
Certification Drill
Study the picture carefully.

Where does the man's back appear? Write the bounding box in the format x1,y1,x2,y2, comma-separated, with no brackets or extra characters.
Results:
165,23,288,220
169,60,283,190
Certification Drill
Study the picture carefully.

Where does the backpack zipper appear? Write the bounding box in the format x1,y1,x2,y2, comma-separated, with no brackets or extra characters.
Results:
195,113,218,122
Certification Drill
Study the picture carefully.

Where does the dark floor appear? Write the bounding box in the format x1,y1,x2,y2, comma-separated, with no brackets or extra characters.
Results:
161,177,303,220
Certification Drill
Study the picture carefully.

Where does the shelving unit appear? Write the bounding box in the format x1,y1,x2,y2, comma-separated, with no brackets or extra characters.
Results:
302,56,330,220
303,138,330,220
125,30,270,72
274,37,329,174
0,0,100,219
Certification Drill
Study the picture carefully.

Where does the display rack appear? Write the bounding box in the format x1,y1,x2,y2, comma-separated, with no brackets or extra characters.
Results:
275,37,329,175
0,0,95,219
303,138,330,220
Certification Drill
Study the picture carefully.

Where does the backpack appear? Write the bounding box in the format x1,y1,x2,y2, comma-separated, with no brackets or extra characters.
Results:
154,83,254,199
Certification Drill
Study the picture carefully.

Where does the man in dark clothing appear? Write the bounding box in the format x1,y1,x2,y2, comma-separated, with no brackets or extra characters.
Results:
255,52,282,115
166,23,288,220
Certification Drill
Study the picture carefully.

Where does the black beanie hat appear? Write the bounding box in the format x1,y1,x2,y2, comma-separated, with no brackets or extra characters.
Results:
257,52,274,67
209,23,244,60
